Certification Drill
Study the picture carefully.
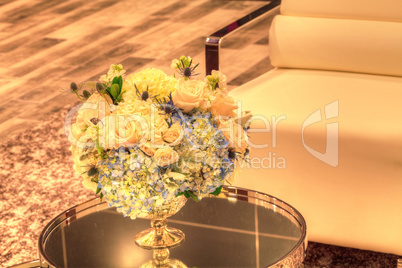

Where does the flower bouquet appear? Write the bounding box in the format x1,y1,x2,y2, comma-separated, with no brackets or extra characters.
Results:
66,57,251,261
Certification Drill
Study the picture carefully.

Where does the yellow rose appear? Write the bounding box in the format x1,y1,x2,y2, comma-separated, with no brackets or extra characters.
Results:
162,123,183,144
172,79,205,113
154,147,179,167
210,95,238,117
78,93,113,126
218,119,249,154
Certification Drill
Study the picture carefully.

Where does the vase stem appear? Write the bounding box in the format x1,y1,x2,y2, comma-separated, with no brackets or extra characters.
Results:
153,248,170,266
151,218,167,243
135,218,185,249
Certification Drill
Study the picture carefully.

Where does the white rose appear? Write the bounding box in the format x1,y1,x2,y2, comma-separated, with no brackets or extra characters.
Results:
172,79,205,113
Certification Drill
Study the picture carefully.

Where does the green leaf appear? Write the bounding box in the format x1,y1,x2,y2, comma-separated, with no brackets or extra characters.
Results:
117,76,123,90
111,76,123,92
116,90,126,103
187,191,199,202
100,192,104,202
211,185,223,196
96,187,102,195
110,84,119,99
177,190,199,202
112,76,119,86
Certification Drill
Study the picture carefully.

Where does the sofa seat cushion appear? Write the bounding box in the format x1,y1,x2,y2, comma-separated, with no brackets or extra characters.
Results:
229,68,402,255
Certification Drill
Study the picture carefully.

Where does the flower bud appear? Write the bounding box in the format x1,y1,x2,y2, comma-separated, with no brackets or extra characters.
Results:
183,67,192,77
83,90,91,99
70,82,78,92
90,118,100,125
141,91,149,101
96,82,104,92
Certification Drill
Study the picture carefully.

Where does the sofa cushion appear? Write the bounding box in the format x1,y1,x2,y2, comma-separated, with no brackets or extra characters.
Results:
229,68,402,255
269,15,402,77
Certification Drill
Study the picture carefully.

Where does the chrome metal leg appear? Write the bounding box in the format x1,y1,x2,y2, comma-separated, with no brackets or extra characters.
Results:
8,260,43,268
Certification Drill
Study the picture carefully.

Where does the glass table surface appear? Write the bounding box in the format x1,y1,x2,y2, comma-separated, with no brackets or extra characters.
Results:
16,186,307,268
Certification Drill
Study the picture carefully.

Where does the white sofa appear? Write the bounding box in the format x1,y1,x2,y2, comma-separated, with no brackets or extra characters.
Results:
229,0,402,255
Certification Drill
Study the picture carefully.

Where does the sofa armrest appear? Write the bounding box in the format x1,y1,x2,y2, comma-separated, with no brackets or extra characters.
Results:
205,0,281,75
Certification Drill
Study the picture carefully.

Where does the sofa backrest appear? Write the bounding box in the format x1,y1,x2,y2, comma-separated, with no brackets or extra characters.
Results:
280,0,402,22
269,0,402,77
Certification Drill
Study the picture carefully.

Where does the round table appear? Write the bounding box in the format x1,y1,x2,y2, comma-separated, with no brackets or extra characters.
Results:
16,186,307,268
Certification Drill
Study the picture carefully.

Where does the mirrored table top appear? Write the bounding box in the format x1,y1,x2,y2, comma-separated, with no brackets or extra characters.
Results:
36,186,307,268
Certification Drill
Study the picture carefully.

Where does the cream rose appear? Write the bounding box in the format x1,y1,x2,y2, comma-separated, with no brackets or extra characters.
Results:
210,95,238,117
172,79,205,113
141,142,157,156
218,119,249,154
154,147,179,167
162,123,183,144
101,115,148,149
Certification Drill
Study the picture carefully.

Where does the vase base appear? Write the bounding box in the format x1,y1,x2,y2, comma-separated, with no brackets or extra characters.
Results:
140,258,187,268
135,226,185,249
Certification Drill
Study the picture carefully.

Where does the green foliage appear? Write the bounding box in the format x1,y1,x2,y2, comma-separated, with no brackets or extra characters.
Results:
210,185,223,196
94,127,107,159
177,186,222,202
105,75,125,103
177,190,199,202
